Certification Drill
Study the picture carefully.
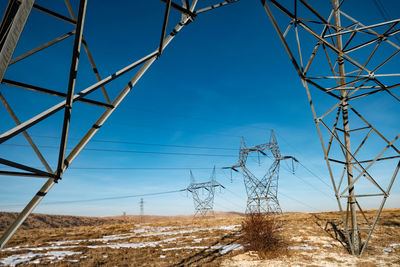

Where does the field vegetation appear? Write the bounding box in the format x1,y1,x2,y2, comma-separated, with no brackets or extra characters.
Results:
0,209,399,266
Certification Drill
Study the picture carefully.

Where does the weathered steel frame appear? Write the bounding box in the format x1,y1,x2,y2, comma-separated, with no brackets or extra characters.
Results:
0,0,238,248
261,0,400,255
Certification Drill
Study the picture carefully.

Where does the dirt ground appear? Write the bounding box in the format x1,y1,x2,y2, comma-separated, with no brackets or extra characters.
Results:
222,209,400,267
0,209,399,266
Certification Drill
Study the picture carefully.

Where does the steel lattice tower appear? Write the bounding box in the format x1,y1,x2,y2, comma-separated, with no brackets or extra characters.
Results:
229,130,297,214
187,167,224,218
261,0,400,255
0,0,238,248
139,198,144,223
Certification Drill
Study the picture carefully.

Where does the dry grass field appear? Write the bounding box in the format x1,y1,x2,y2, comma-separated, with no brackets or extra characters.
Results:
0,209,399,266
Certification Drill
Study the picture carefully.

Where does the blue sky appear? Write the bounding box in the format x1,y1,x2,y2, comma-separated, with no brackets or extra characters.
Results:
0,0,399,216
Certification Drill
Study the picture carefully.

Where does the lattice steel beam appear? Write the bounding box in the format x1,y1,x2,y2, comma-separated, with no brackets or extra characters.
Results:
0,0,239,248
261,0,400,255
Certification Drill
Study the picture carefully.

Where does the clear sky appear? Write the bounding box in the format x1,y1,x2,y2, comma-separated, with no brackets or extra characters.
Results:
0,0,399,216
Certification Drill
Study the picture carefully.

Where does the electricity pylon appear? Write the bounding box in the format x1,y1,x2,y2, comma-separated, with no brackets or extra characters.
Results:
0,0,238,248
187,167,224,218
139,198,144,223
228,130,297,214
261,0,400,255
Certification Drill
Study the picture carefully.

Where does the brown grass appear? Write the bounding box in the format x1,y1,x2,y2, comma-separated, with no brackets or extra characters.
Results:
241,213,287,259
0,209,399,266
0,212,127,231
0,211,243,231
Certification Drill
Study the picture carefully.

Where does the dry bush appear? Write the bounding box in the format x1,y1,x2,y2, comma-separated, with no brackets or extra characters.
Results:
241,212,287,259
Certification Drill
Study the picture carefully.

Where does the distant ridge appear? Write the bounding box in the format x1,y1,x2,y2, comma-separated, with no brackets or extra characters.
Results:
0,211,244,231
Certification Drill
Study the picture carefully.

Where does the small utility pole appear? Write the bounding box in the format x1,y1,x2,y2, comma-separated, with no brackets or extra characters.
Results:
139,198,144,223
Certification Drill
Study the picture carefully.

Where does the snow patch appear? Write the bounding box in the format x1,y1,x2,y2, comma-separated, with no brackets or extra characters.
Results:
87,237,179,249
2,245,78,252
161,244,243,254
142,225,240,237
289,244,318,250
162,246,208,251
0,251,82,267
383,247,392,253
214,244,244,254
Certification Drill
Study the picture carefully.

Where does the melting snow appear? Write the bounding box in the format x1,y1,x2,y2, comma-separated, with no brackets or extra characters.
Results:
133,228,147,234
383,243,400,253
383,247,393,253
2,245,79,252
87,242,158,249
289,244,318,250
0,251,82,267
87,237,179,249
142,225,241,237
162,244,243,254
214,244,244,254
41,225,239,247
0,224,241,265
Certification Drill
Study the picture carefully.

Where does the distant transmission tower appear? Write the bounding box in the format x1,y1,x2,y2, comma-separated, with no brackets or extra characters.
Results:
139,198,144,223
229,130,296,214
261,0,400,255
187,167,224,218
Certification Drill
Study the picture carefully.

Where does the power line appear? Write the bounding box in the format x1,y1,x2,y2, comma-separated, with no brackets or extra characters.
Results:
214,196,244,213
119,105,272,134
2,143,239,157
0,165,216,171
297,161,331,189
275,131,329,181
11,132,333,192
373,0,400,44
290,172,335,201
69,167,214,170
220,161,334,204
223,186,247,203
30,134,238,151
279,191,323,213
0,189,187,208
0,140,343,193
4,139,335,202
104,120,243,139
3,149,335,203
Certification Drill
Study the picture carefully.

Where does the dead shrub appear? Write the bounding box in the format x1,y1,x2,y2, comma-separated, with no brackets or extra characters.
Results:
241,212,287,258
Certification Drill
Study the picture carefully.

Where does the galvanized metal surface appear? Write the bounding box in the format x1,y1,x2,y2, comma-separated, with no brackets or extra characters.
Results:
0,0,35,81
261,0,399,255
0,0,239,249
